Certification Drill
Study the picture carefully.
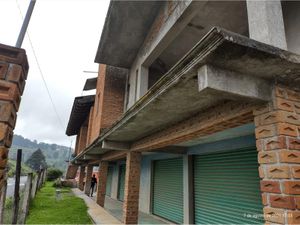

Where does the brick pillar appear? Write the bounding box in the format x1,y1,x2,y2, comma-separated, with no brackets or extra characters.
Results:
96,161,108,207
84,165,93,196
78,166,85,191
255,85,300,224
123,152,141,224
0,44,28,192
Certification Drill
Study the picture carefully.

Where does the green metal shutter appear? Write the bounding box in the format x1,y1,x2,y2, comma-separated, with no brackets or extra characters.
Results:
105,166,113,197
194,148,263,224
118,164,126,201
152,158,183,224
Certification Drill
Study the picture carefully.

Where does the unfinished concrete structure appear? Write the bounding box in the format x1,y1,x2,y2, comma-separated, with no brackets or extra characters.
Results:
0,44,29,199
66,1,300,224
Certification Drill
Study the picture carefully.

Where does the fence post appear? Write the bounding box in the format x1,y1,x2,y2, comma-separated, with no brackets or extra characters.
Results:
35,170,41,195
43,168,47,184
12,149,22,224
31,175,37,199
0,171,7,224
19,173,33,224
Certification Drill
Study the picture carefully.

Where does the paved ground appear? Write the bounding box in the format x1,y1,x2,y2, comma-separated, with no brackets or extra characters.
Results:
100,196,168,224
72,188,121,224
73,188,168,224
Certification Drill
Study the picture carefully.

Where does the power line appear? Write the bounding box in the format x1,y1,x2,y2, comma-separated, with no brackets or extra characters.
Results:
15,0,65,131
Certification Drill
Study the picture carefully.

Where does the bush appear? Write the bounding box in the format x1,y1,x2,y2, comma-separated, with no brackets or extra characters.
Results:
47,168,63,181
53,178,62,188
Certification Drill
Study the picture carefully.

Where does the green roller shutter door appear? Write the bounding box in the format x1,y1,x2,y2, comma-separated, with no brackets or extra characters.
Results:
106,166,113,197
194,148,263,224
152,158,183,224
118,164,126,201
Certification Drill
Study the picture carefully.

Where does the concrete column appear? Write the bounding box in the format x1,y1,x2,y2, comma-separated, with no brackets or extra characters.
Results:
78,166,85,191
246,0,287,49
183,155,194,224
123,152,141,224
96,161,108,207
136,66,149,100
84,165,93,196
254,85,300,224
111,162,120,199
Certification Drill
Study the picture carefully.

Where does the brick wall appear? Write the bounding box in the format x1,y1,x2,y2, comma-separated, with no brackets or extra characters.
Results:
86,106,94,146
89,64,127,144
255,85,300,224
0,44,28,193
89,64,106,143
101,66,127,129
78,120,88,154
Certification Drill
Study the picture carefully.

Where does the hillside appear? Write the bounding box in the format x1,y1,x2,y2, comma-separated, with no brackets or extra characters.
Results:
8,134,72,172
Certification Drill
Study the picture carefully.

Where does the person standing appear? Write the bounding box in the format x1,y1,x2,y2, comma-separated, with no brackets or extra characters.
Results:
90,174,97,197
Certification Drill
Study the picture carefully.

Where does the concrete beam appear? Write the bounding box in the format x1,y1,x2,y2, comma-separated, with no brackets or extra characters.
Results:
246,0,287,49
197,65,271,102
148,146,187,154
101,140,130,151
83,154,102,160
101,150,128,162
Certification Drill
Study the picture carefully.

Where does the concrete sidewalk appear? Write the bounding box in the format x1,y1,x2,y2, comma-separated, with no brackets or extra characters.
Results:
72,188,122,224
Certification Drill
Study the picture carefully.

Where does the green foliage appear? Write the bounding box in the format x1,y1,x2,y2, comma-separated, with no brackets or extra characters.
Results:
47,168,63,181
26,182,92,224
26,149,47,171
6,159,34,177
9,134,71,172
52,178,62,188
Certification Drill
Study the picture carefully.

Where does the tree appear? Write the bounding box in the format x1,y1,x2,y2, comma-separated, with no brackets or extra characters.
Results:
25,149,47,171
47,168,63,181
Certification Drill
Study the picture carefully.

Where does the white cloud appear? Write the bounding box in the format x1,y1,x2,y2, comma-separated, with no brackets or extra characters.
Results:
0,0,110,146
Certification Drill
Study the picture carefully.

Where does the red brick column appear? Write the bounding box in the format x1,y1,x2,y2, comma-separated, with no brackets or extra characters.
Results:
96,161,108,207
255,85,300,224
123,152,141,224
84,165,93,196
78,166,85,191
0,44,28,195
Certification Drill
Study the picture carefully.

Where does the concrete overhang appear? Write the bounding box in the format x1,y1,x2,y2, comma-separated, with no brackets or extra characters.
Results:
83,78,97,91
94,1,162,68
74,27,300,162
66,95,95,136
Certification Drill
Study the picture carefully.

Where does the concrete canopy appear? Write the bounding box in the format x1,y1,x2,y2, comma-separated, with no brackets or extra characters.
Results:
94,1,162,68
66,95,95,136
74,27,300,161
83,77,97,91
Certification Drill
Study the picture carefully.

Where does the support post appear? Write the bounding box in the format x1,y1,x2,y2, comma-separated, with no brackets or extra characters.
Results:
246,0,287,49
123,152,141,224
96,161,108,207
15,0,36,48
12,149,22,224
0,171,7,224
84,165,93,196
78,166,85,191
255,85,300,224
31,175,38,199
183,155,194,224
19,173,33,224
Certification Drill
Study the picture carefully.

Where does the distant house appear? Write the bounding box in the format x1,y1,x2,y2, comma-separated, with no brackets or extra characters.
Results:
65,1,300,224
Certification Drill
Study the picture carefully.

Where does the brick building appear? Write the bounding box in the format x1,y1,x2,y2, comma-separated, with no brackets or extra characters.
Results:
66,1,300,224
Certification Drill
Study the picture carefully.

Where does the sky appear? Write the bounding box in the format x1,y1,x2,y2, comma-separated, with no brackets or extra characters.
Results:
0,0,110,147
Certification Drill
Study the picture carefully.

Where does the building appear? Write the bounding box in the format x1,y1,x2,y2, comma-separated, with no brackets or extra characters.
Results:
65,1,300,224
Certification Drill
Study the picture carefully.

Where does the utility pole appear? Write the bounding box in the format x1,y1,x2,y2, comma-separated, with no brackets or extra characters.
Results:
15,0,36,48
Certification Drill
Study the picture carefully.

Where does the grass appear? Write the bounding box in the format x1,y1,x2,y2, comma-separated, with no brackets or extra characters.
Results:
26,182,92,224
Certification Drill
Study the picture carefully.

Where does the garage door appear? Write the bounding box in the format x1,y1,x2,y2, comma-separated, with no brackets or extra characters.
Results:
118,164,126,201
152,158,183,224
194,148,263,224
105,166,114,197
